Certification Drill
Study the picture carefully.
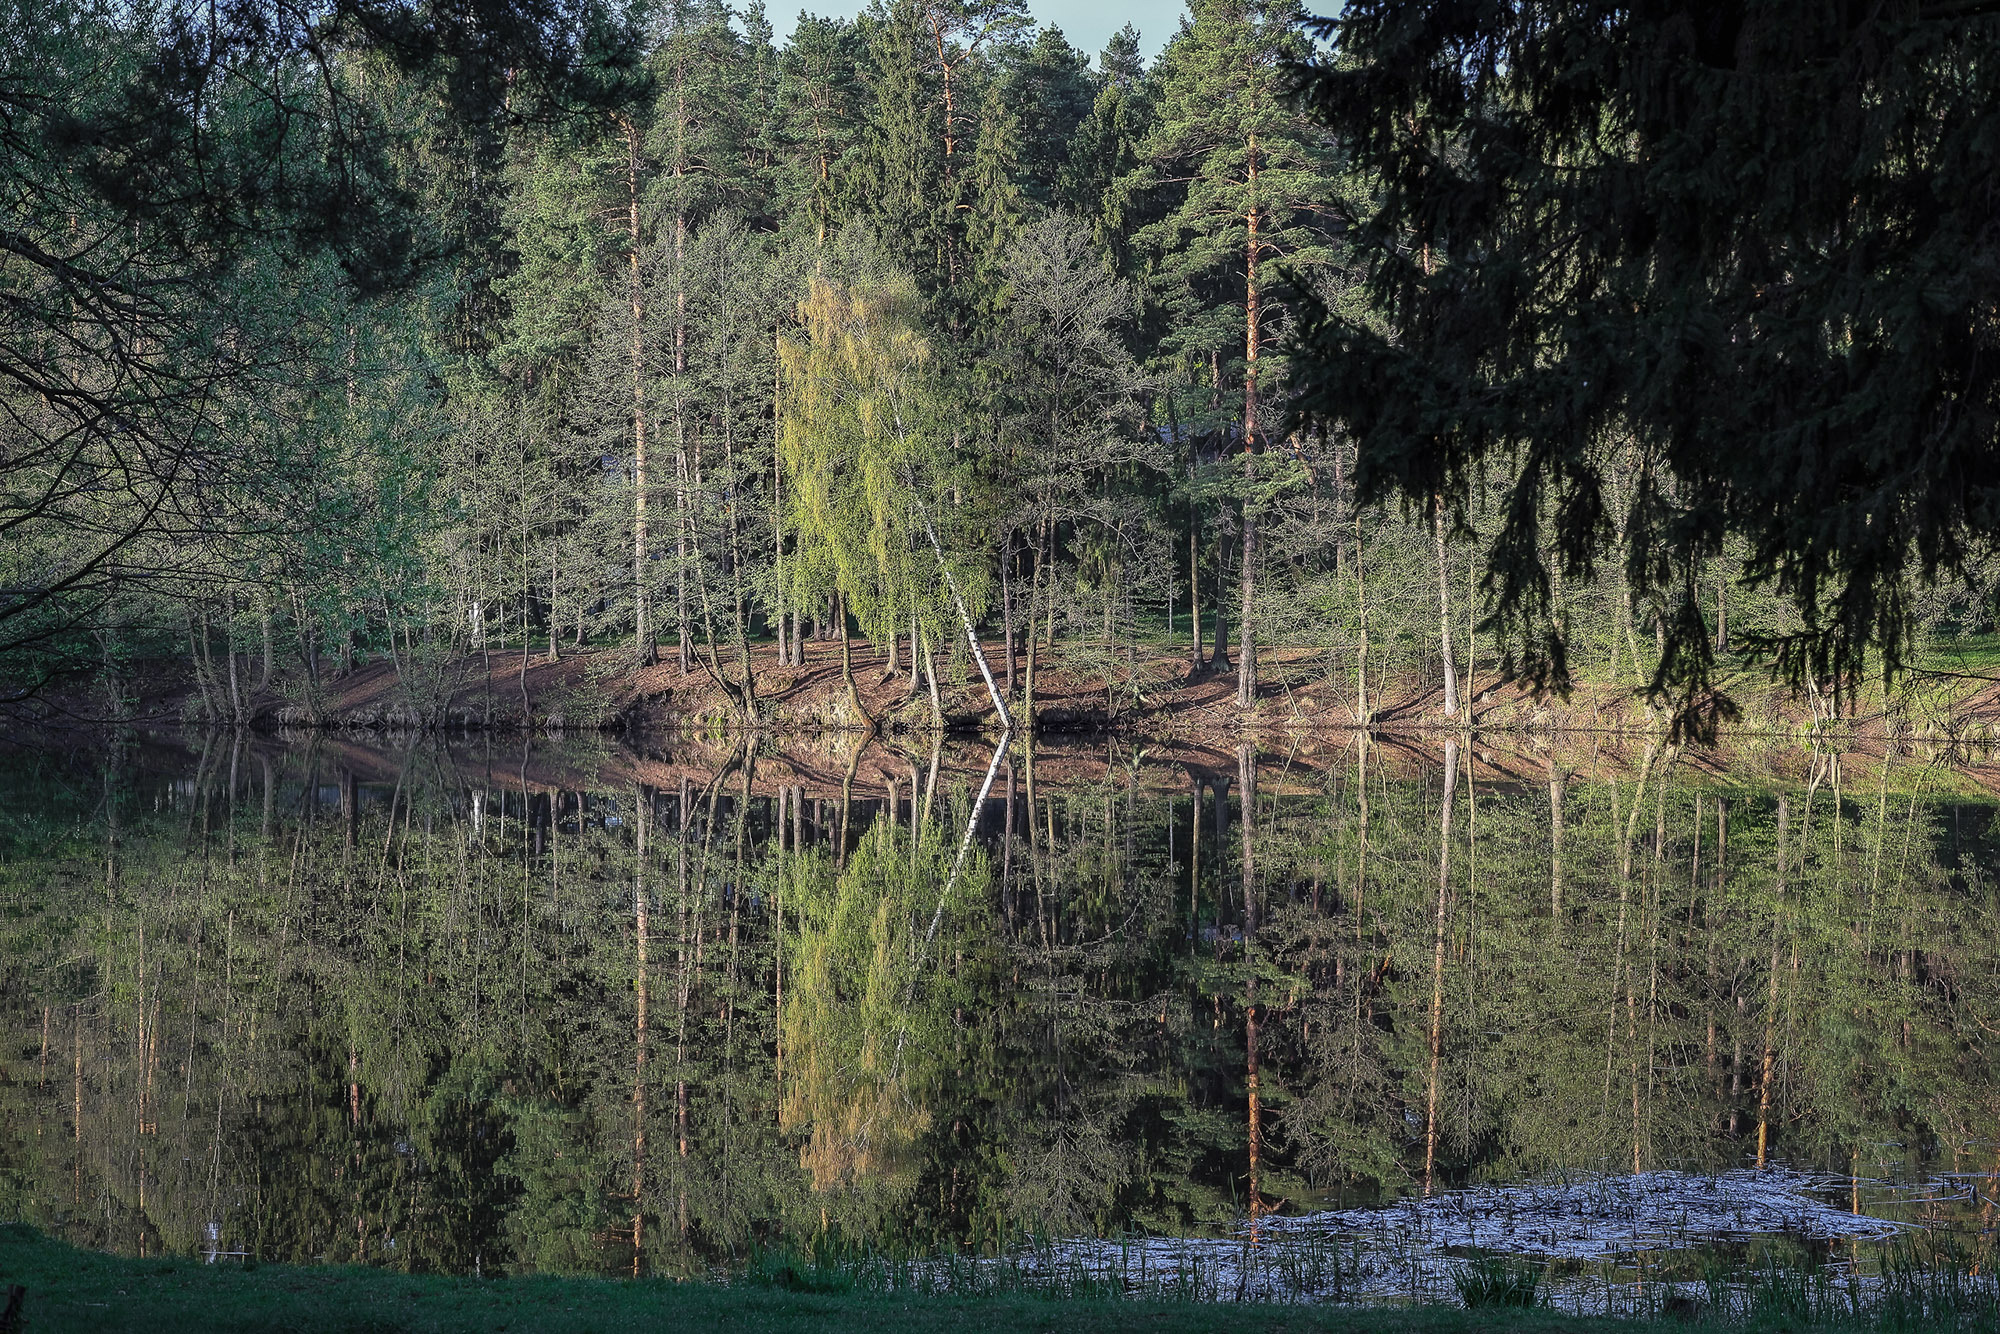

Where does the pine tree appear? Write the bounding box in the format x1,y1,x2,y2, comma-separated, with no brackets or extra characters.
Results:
1124,0,1342,706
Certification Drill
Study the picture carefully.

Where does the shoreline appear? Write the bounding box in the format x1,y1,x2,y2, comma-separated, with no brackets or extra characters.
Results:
31,640,2000,747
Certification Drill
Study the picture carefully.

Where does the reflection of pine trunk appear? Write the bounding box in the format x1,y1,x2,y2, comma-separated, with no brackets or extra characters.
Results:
633,787,650,1275
1716,797,1736,1131
1003,759,1016,927
774,786,786,1085
1354,735,1370,949
1633,781,1667,1173
1424,740,1457,1195
1188,768,1202,950
1239,744,1262,1216
73,1011,83,1205
674,776,691,1241
1757,796,1788,1168
1547,755,1565,919
1604,745,1655,1115
1694,794,1716,1118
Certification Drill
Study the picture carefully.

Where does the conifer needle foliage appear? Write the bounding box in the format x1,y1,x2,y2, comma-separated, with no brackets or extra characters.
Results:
1287,0,2000,739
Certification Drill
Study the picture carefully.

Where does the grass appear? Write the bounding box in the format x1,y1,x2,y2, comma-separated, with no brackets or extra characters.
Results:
3,1226,1996,1334
0,1226,1624,1334
1453,1255,1545,1308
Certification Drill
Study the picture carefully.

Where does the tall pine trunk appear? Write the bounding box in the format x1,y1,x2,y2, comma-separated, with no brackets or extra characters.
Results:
621,116,652,667
1236,141,1261,708
1189,493,1204,673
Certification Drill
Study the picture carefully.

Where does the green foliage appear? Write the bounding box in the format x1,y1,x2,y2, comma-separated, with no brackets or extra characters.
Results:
1453,1256,1544,1308
1288,0,2000,735
10,0,1998,736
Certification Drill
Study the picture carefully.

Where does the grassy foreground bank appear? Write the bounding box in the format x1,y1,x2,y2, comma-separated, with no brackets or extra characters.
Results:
0,1227,1958,1334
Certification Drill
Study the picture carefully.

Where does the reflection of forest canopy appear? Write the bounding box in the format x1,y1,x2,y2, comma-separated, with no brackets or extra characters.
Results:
1,739,1995,1275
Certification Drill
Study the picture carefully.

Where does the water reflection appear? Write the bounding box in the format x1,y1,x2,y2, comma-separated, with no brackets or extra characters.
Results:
2,729,1997,1287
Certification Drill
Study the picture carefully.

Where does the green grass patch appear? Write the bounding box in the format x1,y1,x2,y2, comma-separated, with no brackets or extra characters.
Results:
1,1226,1994,1334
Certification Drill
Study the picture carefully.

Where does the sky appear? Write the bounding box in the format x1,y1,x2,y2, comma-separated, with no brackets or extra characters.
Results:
783,1,1187,63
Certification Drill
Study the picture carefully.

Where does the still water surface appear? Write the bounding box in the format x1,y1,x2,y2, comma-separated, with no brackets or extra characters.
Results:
4,730,1997,1299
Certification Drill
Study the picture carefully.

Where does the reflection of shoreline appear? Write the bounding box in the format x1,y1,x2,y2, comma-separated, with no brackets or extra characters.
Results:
21,724,2000,807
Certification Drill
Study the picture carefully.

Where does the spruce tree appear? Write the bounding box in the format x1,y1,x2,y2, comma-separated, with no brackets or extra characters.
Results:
1289,0,2000,737
1061,26,1151,262
778,15,865,246
1004,26,1096,211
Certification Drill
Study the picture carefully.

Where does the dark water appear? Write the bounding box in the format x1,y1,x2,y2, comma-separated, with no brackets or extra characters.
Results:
4,729,1997,1296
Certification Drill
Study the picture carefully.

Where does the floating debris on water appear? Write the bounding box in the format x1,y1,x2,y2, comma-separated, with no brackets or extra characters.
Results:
993,1169,1927,1306
1260,1168,1910,1259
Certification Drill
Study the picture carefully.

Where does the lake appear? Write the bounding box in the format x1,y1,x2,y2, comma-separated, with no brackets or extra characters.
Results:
4,729,1997,1309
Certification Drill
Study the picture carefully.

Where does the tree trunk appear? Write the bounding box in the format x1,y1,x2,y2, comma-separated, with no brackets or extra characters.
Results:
1239,742,1264,1216
921,630,944,732
1354,512,1369,726
722,404,756,715
1024,519,1046,731
258,600,274,691
1189,490,1205,674
1714,568,1729,653
1237,153,1261,709
837,592,873,732
619,116,653,668
1433,496,1458,717
1001,534,1017,695
1211,533,1231,669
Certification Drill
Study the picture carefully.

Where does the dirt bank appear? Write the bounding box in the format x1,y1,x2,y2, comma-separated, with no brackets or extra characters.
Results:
46,636,2000,749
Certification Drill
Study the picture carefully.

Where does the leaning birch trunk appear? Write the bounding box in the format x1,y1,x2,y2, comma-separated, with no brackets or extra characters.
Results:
908,481,1011,731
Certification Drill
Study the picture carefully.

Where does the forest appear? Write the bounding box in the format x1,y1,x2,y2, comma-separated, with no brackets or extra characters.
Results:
11,0,1999,735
